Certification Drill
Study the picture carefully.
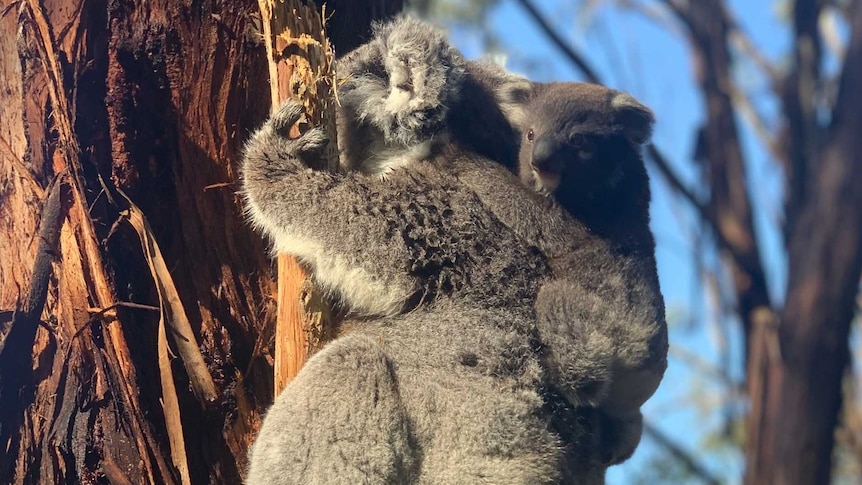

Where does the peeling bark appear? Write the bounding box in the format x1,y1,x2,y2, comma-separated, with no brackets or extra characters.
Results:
0,0,402,482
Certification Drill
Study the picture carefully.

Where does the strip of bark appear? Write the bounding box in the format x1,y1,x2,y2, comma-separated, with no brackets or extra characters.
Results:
117,189,219,405
0,174,64,445
257,0,337,395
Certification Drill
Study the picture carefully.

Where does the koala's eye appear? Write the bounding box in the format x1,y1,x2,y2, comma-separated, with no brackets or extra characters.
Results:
576,136,596,159
526,129,535,142
570,133,587,146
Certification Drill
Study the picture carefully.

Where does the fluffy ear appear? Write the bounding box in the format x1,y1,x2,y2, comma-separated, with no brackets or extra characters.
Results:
611,92,655,145
495,75,533,129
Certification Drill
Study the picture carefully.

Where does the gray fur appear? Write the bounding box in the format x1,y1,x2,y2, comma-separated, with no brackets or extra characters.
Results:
242,100,580,484
502,81,666,416
332,17,669,461
242,15,665,484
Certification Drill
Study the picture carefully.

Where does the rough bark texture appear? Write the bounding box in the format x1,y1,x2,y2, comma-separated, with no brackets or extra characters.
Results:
744,3,862,483
0,0,402,483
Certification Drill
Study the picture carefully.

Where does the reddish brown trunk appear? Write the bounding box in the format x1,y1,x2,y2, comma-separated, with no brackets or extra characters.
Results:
0,0,401,483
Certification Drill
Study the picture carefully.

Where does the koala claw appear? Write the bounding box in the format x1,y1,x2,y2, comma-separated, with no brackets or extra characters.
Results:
271,100,306,135
294,127,329,153
266,101,329,156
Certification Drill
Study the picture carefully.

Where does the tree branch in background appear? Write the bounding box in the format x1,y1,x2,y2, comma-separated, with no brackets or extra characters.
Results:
726,19,780,81
781,0,825,239
513,0,601,83
643,421,723,485
746,3,862,482
728,85,784,163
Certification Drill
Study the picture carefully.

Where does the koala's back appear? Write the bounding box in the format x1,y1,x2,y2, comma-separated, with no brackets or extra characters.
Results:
358,162,551,313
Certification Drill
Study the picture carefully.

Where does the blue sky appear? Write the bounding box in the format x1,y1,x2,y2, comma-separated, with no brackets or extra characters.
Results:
441,1,792,482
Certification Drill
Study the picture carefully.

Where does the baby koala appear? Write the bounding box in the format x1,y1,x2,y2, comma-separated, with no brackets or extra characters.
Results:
500,81,666,456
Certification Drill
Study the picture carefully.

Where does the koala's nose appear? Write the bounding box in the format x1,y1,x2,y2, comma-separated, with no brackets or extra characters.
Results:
530,137,562,173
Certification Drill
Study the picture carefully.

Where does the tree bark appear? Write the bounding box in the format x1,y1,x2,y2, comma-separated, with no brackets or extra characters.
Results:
745,3,862,483
0,0,401,483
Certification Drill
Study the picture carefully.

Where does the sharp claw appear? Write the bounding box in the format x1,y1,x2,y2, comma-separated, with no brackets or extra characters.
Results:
271,101,305,134
297,127,328,152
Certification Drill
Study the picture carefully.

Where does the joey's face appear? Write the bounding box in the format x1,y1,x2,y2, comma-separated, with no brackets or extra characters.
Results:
520,125,600,196
516,83,654,203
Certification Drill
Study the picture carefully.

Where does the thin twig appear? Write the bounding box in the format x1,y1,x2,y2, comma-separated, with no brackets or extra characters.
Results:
643,421,723,485
728,85,783,162
513,0,601,83
727,23,779,81
73,302,161,339
611,0,687,40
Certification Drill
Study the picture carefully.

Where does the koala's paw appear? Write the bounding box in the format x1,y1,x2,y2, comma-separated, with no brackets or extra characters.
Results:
547,339,613,408
338,16,466,146
268,101,328,154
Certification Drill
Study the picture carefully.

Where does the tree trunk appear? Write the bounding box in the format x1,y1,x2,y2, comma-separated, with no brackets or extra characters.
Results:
0,0,401,483
744,4,862,483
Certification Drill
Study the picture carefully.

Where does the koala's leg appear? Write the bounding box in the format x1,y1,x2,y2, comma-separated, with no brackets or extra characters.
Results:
534,279,615,408
246,334,417,485
241,101,419,316
536,275,667,410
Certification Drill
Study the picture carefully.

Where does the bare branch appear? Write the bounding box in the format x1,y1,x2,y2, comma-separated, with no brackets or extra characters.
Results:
643,421,723,485
512,0,601,83
728,84,784,162
727,17,780,80
610,0,687,40
782,0,827,238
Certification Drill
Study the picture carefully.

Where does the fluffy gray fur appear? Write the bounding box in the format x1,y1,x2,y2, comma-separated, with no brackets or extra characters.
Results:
241,16,665,484
331,16,668,461
242,100,600,484
508,82,666,418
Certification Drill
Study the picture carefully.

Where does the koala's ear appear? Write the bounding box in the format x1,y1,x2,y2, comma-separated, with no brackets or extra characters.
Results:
611,93,655,145
495,75,533,129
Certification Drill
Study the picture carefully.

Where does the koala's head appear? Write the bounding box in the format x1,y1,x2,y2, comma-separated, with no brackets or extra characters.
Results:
336,16,467,152
512,83,654,208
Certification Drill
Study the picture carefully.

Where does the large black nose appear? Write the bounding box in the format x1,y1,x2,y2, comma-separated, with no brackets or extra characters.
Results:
531,137,562,173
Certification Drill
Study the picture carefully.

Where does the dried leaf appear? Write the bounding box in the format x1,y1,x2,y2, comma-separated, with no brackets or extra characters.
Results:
158,311,192,485
117,189,218,404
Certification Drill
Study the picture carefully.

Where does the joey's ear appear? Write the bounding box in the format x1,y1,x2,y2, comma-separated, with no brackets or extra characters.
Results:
495,75,534,129
611,92,655,145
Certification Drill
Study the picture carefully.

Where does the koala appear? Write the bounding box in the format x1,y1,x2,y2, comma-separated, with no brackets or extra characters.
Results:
512,82,665,412
242,101,601,485
241,16,664,484
329,16,667,459
461,81,667,461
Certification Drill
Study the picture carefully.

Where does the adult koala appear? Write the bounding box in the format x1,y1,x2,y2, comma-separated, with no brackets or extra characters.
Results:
331,15,668,464
241,16,665,485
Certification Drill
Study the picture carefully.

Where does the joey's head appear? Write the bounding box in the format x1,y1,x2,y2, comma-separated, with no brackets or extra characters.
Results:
517,83,655,223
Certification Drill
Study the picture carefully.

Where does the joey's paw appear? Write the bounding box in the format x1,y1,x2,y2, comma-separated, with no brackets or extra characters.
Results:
551,347,613,408
536,282,615,407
